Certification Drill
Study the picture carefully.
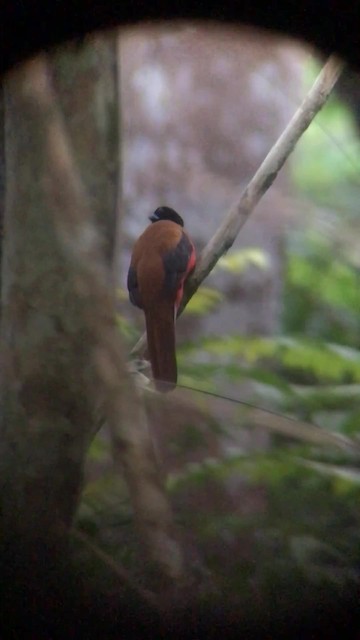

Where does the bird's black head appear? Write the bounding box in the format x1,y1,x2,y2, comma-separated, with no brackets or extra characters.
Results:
149,206,184,227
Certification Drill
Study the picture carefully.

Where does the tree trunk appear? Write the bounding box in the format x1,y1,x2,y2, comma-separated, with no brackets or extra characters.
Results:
51,33,120,266
0,86,4,293
0,40,188,629
0,54,96,605
0,32,121,540
0,41,123,629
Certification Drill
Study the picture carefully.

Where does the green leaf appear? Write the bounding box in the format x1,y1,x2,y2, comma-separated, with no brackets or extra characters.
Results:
186,286,223,315
182,335,360,384
217,247,269,274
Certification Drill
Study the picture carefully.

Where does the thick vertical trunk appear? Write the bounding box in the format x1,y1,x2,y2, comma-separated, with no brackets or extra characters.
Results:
0,36,122,627
0,41,187,626
0,57,98,601
0,35,121,553
51,33,120,266
0,87,4,293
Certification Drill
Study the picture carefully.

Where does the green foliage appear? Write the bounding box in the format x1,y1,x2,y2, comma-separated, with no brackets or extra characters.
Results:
186,286,223,315
291,62,360,198
186,246,270,315
169,423,208,455
166,450,360,602
182,334,360,385
216,247,269,274
284,228,360,344
173,77,360,606
289,243,360,314
81,59,360,608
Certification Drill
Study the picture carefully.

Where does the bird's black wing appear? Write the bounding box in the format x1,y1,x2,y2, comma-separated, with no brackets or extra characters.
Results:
127,265,143,309
162,232,194,296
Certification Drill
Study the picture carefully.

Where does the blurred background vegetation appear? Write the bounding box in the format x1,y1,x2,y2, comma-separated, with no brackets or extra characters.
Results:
77,50,360,618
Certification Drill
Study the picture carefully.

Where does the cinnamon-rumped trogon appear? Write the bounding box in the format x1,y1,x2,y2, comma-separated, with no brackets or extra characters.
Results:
127,206,196,392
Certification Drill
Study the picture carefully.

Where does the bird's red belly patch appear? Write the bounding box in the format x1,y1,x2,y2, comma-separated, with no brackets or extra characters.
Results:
175,243,196,309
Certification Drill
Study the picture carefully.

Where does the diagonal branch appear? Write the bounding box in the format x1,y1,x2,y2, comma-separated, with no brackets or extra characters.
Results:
181,54,344,305
246,407,360,455
131,54,344,358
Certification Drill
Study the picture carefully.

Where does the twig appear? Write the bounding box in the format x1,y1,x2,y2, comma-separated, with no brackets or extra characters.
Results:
131,55,344,357
175,382,360,456
295,458,360,481
247,407,360,455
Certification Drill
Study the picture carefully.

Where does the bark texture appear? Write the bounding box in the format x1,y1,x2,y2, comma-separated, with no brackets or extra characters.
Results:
0,55,98,594
51,34,120,265
0,46,187,623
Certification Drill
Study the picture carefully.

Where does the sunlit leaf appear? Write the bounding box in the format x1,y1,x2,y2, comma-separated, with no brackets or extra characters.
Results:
116,287,128,301
186,286,223,315
181,335,360,384
116,313,139,341
217,248,269,274
87,435,110,462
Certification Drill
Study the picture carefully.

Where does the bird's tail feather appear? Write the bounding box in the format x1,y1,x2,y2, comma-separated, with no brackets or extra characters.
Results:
145,303,177,393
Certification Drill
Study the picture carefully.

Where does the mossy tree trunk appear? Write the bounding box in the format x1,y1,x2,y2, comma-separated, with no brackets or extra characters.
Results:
0,36,121,627
0,36,188,632
51,34,120,266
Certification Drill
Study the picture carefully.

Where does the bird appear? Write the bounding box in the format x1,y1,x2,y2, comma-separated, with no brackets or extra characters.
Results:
127,206,196,392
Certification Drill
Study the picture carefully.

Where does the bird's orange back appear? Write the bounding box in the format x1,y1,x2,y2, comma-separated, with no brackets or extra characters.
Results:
128,209,196,392
130,220,191,309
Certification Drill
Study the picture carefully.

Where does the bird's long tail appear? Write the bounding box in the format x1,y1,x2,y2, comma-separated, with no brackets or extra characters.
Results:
145,302,177,392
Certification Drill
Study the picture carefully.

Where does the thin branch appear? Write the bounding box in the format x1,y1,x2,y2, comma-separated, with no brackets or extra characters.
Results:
246,407,360,456
174,382,360,456
290,383,360,409
295,458,360,482
131,54,345,358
